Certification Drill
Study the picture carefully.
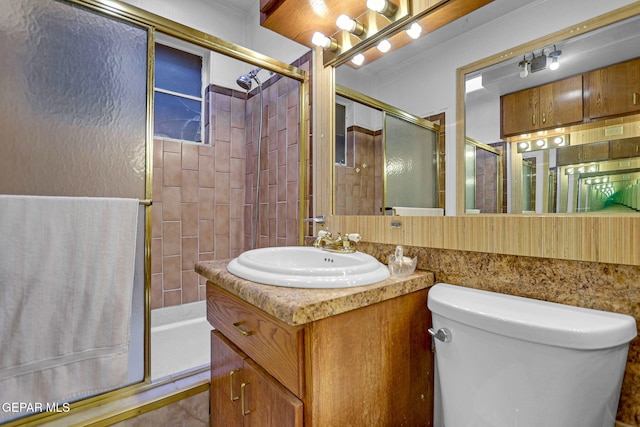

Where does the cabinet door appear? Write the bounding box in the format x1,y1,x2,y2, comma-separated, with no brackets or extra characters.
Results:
610,137,640,159
588,58,640,119
539,75,583,128
211,330,303,427
211,330,245,427
557,145,582,166
557,141,610,166
242,358,303,427
501,87,539,136
582,140,609,162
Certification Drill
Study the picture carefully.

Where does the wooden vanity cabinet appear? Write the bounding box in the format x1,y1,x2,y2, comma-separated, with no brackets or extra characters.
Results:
501,75,583,137
587,57,640,120
207,284,434,427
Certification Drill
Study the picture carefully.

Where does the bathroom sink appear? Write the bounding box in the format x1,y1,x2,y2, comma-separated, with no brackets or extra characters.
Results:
226,246,390,288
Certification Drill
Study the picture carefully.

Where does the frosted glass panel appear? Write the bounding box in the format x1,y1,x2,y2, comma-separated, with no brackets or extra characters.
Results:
385,115,438,208
0,0,147,198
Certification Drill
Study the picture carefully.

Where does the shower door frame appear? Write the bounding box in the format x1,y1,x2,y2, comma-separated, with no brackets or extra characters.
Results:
8,0,309,425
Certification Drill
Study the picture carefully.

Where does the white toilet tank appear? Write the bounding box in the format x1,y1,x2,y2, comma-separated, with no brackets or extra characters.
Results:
428,283,637,427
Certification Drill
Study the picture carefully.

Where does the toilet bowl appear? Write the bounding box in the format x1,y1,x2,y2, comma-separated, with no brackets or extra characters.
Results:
428,283,637,427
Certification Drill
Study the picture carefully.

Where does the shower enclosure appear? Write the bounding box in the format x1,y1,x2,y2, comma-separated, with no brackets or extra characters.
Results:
0,0,149,422
1,0,310,425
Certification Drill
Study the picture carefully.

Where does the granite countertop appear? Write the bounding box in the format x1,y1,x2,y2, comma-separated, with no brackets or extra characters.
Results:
195,259,435,326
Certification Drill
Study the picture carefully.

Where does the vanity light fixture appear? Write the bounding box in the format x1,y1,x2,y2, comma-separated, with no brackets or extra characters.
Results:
377,39,391,53
518,55,529,78
312,32,339,51
352,53,365,66
517,134,569,153
336,14,366,37
367,0,398,19
406,22,422,39
530,50,547,73
549,45,562,71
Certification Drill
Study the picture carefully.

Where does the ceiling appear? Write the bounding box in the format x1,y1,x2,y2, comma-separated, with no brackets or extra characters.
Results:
204,0,255,13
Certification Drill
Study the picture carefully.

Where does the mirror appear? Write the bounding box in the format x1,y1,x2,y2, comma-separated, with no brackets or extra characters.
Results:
462,10,640,214
334,85,441,216
333,2,640,216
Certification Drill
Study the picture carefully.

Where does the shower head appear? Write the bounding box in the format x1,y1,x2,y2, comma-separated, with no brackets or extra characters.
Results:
236,74,253,91
236,68,262,91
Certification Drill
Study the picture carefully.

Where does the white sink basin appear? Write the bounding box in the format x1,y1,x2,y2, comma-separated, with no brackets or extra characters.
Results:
226,246,390,288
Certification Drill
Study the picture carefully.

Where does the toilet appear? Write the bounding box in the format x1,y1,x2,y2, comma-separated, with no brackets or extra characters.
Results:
428,283,637,427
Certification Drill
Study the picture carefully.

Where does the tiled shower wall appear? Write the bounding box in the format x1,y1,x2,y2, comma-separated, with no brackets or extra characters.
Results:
151,138,219,308
151,53,311,309
334,126,382,215
244,68,304,248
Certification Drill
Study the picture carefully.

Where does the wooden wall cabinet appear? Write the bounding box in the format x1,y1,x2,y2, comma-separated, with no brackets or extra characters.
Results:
587,57,640,120
207,284,433,427
610,136,640,159
557,140,609,166
501,75,583,137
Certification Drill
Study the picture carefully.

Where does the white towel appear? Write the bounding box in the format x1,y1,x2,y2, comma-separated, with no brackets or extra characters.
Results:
0,195,139,419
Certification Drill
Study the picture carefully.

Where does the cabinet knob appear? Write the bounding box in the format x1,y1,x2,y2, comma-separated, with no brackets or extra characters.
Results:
633,92,638,105
532,114,536,125
542,112,546,124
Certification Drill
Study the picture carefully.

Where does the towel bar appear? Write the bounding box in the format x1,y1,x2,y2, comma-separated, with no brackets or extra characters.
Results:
139,199,153,206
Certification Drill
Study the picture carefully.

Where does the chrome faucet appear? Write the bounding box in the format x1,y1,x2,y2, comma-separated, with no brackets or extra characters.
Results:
313,230,361,253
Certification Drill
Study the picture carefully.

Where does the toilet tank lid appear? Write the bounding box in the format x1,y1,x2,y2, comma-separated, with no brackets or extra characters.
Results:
428,283,637,350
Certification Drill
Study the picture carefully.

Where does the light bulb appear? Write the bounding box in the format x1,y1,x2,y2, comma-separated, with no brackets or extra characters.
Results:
312,32,329,47
519,63,528,78
367,0,397,18
352,54,365,66
550,57,559,70
336,14,356,32
336,14,366,36
367,0,387,12
311,32,338,51
377,39,391,53
406,22,422,39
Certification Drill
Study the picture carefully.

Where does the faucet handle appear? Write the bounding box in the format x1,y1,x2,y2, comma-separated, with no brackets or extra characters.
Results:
318,229,332,238
304,215,326,224
344,233,361,242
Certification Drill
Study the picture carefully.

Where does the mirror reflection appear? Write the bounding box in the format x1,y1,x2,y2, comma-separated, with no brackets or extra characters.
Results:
334,88,441,216
464,13,640,214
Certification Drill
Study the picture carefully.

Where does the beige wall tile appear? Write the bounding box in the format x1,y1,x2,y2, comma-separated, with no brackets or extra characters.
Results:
181,170,199,203
181,143,199,170
162,255,181,291
163,152,182,187
162,186,181,221
162,222,180,256
181,203,199,237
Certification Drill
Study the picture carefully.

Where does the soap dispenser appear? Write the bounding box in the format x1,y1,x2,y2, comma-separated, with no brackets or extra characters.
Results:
388,245,417,276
